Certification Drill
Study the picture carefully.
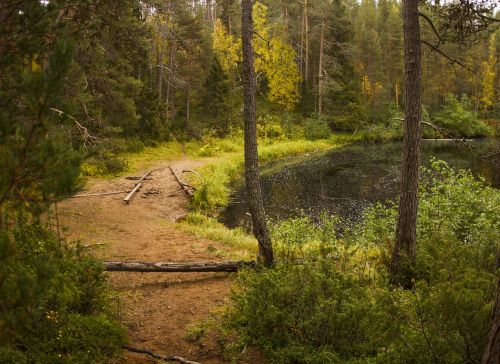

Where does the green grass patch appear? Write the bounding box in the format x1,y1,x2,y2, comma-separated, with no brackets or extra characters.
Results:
81,141,185,178
176,212,257,260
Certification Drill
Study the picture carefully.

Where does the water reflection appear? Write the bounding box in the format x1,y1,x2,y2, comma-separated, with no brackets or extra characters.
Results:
221,140,499,229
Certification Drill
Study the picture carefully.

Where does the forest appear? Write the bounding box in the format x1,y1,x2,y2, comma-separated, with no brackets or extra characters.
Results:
1,0,500,363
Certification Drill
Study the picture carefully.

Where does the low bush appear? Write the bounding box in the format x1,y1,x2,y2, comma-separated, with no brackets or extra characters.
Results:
222,160,500,363
0,223,125,363
258,115,286,141
304,118,331,140
432,94,493,138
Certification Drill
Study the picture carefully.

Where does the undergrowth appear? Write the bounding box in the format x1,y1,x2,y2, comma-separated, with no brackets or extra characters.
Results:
0,223,125,363
208,160,500,363
174,213,257,260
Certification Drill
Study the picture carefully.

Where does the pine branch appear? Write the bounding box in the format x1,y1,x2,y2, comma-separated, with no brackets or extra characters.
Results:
420,40,476,74
419,12,443,45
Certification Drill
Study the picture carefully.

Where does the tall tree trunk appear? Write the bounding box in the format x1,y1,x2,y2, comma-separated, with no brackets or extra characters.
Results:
227,0,232,34
241,0,273,268
157,37,163,101
390,0,421,286
186,88,190,129
165,44,175,122
304,0,309,85
281,0,289,37
395,81,400,109
300,4,305,79
482,276,500,364
318,12,326,119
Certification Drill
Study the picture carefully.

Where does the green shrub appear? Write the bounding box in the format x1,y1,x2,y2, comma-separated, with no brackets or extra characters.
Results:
282,115,305,140
223,160,500,363
0,223,125,363
432,94,493,137
81,153,128,176
227,263,377,363
359,123,402,143
258,115,286,141
304,118,331,140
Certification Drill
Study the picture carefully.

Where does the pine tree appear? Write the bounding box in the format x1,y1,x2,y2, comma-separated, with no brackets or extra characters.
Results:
202,56,230,124
323,0,365,129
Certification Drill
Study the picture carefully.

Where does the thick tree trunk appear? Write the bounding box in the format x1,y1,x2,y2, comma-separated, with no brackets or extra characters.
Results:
390,0,421,286
104,260,255,273
482,276,500,364
318,12,326,119
241,0,274,268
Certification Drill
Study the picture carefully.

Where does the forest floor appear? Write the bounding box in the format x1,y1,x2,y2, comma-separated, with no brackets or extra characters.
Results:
58,158,263,364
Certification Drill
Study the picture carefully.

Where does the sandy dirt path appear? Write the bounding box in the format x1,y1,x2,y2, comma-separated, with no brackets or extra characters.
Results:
58,159,262,364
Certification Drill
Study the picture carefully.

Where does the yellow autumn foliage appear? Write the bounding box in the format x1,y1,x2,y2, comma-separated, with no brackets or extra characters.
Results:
213,19,240,74
480,33,496,109
253,1,300,110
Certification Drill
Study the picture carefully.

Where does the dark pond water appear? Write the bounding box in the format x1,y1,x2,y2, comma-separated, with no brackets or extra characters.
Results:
221,140,500,230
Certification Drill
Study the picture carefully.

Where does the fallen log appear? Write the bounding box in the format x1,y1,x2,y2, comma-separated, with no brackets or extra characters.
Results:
123,182,143,203
123,170,152,203
169,166,194,196
126,176,153,180
104,260,255,272
166,188,184,197
69,190,130,198
124,345,200,364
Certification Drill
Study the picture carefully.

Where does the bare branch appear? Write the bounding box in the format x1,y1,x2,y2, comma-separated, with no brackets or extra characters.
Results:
419,12,443,45
421,40,476,74
394,117,499,165
123,345,201,364
49,108,99,148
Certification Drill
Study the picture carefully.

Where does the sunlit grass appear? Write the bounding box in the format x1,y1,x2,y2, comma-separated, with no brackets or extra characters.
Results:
175,212,257,260
121,141,184,172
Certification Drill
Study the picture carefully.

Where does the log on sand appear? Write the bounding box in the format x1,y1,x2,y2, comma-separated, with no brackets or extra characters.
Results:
169,166,194,196
69,190,130,198
123,182,143,203
123,170,152,203
104,260,255,272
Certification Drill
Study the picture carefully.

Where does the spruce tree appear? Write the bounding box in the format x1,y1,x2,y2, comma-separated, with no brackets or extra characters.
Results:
324,0,365,130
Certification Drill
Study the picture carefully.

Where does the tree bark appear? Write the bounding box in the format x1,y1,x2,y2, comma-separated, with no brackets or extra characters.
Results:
104,260,255,272
165,41,175,122
157,31,163,101
186,88,190,128
241,0,274,268
482,276,500,364
318,12,326,119
304,0,309,85
390,0,421,286
300,3,305,79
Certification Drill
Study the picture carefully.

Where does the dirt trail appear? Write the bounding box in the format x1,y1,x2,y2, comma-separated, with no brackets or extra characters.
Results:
58,160,262,364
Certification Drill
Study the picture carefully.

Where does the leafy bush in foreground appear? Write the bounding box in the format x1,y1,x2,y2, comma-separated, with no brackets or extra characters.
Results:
0,223,125,363
223,160,500,363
